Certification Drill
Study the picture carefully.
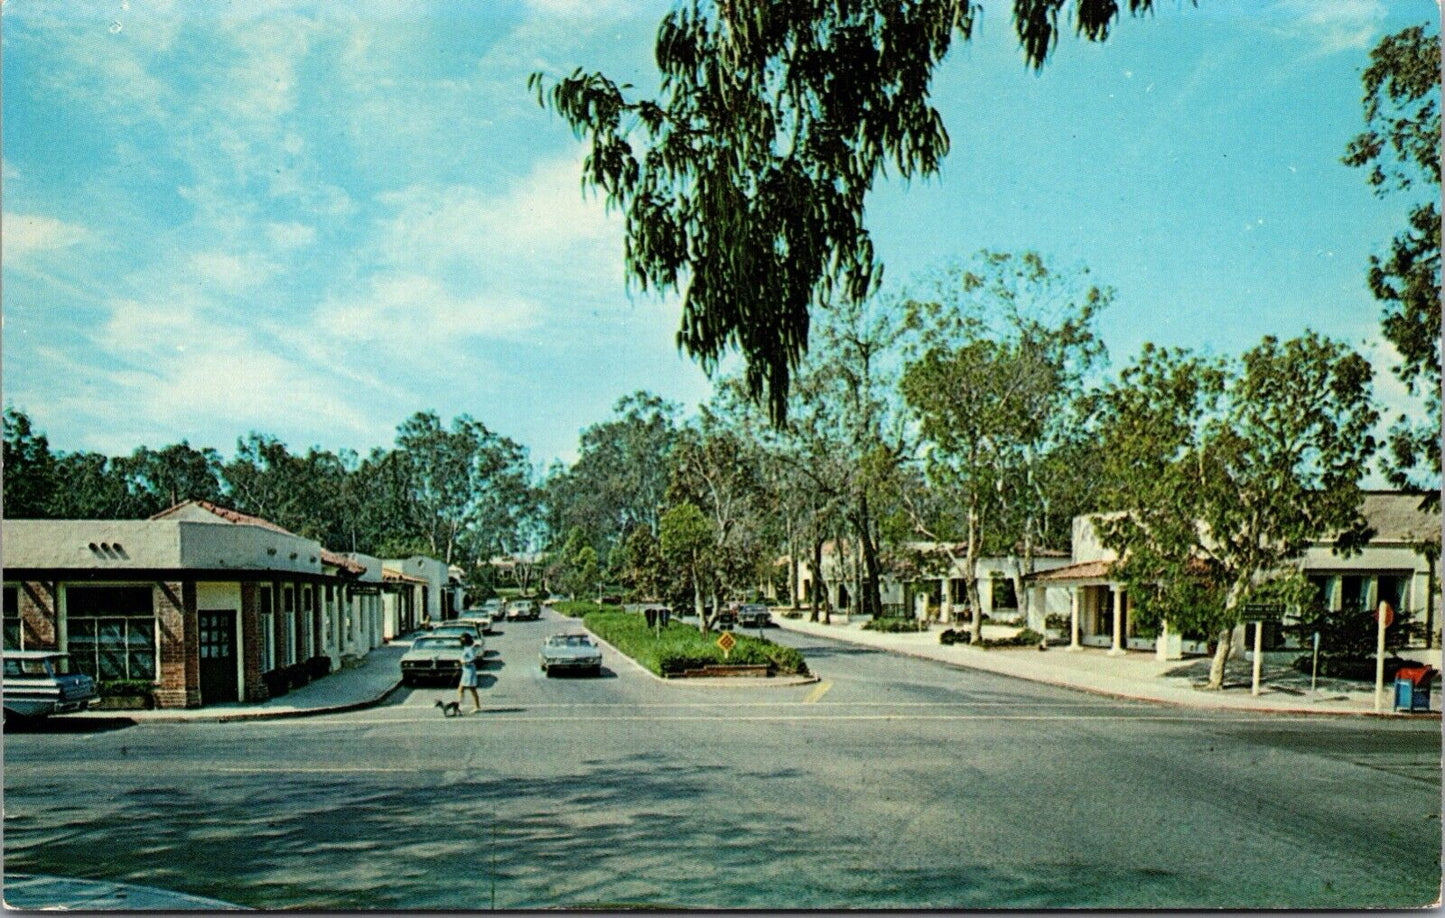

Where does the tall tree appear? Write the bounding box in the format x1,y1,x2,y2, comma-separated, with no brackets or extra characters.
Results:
2,408,57,518
1343,23,1441,503
530,0,1164,421
899,252,1108,639
1095,335,1378,689
114,442,225,516
545,392,679,555
659,501,716,632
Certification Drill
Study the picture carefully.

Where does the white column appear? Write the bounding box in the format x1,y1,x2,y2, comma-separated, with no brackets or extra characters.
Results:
1108,587,1125,656
1067,588,1082,651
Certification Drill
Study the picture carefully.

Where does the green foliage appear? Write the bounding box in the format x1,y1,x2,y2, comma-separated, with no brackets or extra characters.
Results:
551,600,624,618
530,1,1161,421
1094,334,1379,685
618,525,665,600
975,628,1045,648
862,617,928,633
1343,24,1441,501
96,679,155,698
3,407,57,518
583,610,808,677
544,392,678,558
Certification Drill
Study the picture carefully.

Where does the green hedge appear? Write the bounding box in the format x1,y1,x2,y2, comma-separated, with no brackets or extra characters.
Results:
977,628,1045,648
97,679,155,697
583,610,808,677
863,617,928,633
551,600,624,618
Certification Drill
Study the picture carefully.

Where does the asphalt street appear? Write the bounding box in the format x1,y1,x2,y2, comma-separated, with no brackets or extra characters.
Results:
5,610,1440,909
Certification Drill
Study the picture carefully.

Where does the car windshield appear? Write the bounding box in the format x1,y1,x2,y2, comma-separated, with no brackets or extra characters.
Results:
413,637,461,650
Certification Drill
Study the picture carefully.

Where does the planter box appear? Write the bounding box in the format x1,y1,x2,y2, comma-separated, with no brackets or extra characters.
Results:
676,664,770,678
92,695,154,711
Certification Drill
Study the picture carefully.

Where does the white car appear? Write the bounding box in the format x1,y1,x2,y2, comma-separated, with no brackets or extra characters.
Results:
400,634,481,686
455,610,495,634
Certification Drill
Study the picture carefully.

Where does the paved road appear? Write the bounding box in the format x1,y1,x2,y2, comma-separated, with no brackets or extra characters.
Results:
5,612,1440,909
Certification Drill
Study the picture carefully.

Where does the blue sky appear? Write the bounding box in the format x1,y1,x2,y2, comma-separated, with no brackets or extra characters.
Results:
2,0,1435,470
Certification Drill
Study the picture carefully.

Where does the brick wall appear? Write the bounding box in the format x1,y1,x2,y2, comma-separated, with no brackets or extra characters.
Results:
239,581,267,702
19,581,58,649
154,580,200,708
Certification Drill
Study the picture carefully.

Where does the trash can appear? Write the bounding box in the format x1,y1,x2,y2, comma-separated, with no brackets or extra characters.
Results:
644,606,659,629
659,608,671,628
1393,665,1437,713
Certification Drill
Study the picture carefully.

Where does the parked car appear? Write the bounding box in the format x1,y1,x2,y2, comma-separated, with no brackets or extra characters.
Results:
3,651,96,720
539,633,603,677
506,599,540,621
454,609,495,634
715,607,736,630
430,621,487,642
736,603,772,628
481,598,505,615
400,634,477,686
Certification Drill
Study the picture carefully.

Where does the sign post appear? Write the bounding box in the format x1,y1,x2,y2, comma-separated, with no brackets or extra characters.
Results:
1374,600,1394,712
1240,604,1283,696
1310,631,1320,694
716,631,736,661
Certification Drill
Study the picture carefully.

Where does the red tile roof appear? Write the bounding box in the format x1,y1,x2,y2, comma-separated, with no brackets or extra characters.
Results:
322,549,367,576
382,568,428,585
1028,559,1116,583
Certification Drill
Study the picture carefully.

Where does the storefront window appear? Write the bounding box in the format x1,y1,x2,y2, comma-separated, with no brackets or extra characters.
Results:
65,585,156,681
4,586,20,651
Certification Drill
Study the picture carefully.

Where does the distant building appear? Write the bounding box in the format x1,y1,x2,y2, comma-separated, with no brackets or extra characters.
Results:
1030,491,1440,659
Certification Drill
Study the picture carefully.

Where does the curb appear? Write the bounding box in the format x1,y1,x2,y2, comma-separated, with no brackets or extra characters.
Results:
65,679,405,726
774,620,1439,719
583,626,820,689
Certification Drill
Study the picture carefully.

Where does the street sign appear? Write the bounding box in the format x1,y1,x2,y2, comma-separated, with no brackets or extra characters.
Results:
716,631,736,659
1240,603,1284,623
1373,602,1395,628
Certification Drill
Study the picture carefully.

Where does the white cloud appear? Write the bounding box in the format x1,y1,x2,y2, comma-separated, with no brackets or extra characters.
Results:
266,221,316,249
2,213,93,261
1269,0,1387,56
315,273,541,343
188,251,275,292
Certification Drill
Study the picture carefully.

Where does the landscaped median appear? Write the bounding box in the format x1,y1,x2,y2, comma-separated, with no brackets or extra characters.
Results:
581,608,809,678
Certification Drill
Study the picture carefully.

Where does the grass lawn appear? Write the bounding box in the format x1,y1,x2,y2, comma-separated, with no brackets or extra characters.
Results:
583,609,809,677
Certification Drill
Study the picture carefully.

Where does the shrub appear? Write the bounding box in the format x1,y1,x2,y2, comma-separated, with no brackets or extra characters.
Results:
863,617,928,633
976,628,1045,649
97,679,154,698
306,655,332,679
285,662,311,690
261,668,289,698
551,600,625,618
939,628,971,645
1291,653,1431,682
582,610,808,677
1044,613,1071,632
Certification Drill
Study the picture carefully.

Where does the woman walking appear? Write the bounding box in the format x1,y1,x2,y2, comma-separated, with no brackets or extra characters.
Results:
457,632,482,715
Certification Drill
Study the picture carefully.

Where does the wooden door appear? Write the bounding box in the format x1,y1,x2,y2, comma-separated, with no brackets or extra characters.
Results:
198,610,238,704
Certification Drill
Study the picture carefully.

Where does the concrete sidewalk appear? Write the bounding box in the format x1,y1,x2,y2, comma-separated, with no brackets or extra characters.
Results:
774,615,1442,718
78,638,412,723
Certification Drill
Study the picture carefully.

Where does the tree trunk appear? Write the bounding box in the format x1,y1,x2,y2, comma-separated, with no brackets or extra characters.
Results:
694,565,706,634
1207,626,1235,689
855,496,884,618
964,506,984,643
810,534,824,622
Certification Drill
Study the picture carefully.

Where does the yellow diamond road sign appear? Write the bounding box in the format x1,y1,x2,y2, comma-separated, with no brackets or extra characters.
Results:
716,632,736,654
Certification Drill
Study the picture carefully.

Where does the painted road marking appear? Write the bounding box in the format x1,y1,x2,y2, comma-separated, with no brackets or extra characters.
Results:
803,681,833,704
198,712,1346,728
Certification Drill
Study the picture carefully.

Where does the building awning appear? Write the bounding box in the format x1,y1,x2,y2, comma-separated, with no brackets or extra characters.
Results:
382,569,428,585
1027,559,1117,585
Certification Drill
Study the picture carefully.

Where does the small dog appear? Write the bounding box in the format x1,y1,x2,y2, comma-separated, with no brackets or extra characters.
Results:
436,700,461,717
